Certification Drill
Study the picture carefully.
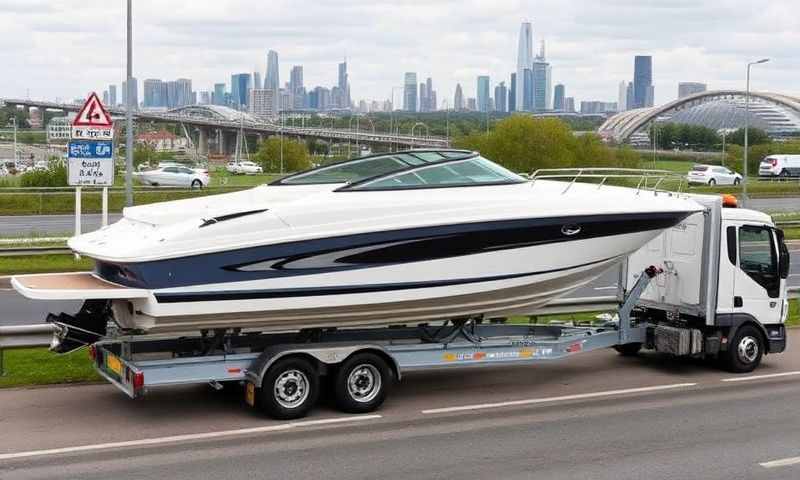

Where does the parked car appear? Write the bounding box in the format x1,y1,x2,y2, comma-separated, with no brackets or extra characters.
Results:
759,155,800,177
227,161,263,175
687,165,742,186
134,165,209,188
158,162,208,176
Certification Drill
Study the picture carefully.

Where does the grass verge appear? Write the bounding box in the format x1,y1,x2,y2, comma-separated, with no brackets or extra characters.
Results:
0,348,100,388
0,254,92,275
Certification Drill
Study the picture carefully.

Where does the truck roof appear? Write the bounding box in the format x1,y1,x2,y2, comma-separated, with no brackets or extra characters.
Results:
721,207,773,225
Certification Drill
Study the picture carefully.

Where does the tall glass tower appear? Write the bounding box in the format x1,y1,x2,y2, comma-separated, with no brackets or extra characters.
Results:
404,72,417,112
477,76,490,112
633,55,653,109
516,22,533,112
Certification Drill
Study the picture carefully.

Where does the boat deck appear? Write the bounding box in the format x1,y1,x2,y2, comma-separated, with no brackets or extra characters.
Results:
11,272,149,301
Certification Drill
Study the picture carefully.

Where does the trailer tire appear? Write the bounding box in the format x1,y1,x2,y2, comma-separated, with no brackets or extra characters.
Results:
722,325,764,373
258,357,319,420
333,353,393,414
614,343,643,356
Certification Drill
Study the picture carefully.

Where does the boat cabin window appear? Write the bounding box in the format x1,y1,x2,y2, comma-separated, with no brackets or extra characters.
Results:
345,156,526,190
275,150,472,185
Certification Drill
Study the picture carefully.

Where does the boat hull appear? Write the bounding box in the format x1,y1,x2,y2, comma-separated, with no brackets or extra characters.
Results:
113,225,669,334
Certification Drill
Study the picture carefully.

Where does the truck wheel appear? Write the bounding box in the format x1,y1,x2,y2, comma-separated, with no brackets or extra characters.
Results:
722,325,764,373
333,353,393,414
258,357,319,419
614,343,643,356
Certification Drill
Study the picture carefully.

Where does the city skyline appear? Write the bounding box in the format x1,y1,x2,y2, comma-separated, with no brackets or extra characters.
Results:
2,1,797,107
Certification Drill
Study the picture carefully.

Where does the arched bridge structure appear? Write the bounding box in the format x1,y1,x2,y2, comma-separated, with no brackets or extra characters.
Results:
599,90,800,143
0,99,449,150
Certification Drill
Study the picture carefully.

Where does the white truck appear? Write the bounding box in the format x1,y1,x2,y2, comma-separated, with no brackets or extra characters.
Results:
41,194,790,419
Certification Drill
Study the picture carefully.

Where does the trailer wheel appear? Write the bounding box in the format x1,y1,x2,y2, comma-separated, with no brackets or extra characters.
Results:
333,353,393,414
722,325,764,373
258,357,319,419
614,343,643,356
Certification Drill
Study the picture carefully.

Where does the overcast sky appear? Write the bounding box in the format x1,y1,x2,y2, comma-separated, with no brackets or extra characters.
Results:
2,0,799,106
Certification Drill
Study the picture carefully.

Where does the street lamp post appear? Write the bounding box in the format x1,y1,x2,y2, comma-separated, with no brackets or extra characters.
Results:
125,0,134,207
8,117,17,165
743,58,770,206
389,86,403,152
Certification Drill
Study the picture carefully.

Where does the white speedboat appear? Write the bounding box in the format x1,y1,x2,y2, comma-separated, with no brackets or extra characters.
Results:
13,150,702,337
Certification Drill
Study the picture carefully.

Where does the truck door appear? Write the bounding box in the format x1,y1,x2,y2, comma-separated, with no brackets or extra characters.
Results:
733,225,784,325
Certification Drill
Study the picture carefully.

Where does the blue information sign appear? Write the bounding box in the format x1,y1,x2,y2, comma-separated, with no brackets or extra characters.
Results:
68,140,113,159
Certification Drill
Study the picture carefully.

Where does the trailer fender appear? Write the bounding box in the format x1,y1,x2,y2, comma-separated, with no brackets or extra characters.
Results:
714,314,783,354
246,343,401,388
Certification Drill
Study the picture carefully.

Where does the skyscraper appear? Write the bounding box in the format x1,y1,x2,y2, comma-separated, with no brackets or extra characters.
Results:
265,50,280,113
213,83,226,106
230,73,252,109
509,73,516,112
249,89,276,118
290,66,305,109
617,81,628,112
338,60,350,109
516,22,533,112
403,72,417,112
122,77,138,109
494,82,507,112
678,82,707,98
477,76,490,112
143,79,163,107
253,71,262,90
419,83,428,112
454,83,464,111
564,97,575,113
553,84,565,111
633,55,653,109
532,41,551,111
522,68,534,111
108,84,117,106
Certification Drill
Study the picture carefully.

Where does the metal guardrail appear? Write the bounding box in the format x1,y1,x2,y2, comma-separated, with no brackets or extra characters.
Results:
0,247,72,256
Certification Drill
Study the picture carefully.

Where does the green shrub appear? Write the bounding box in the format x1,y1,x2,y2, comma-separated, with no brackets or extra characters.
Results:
19,162,68,187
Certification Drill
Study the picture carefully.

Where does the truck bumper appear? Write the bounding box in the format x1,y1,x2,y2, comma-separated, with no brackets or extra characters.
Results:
765,325,787,354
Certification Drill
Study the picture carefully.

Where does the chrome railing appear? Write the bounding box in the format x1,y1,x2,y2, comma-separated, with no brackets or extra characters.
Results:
530,168,687,195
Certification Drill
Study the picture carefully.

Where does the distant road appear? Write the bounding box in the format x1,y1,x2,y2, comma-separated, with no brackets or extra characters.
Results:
0,213,123,236
748,197,800,212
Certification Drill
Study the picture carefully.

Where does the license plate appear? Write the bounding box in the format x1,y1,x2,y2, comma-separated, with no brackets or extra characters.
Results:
245,382,256,407
106,354,123,376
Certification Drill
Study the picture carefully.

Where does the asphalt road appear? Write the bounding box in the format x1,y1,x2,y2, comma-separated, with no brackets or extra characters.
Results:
0,213,123,236
2,331,800,479
748,197,800,212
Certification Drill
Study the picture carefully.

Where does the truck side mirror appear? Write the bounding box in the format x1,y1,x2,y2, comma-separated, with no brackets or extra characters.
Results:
776,229,790,279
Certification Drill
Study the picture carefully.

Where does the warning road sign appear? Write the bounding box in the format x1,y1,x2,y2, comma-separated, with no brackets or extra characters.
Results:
72,92,113,127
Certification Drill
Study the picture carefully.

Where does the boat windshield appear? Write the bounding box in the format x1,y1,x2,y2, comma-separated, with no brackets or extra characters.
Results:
341,156,526,191
274,150,472,185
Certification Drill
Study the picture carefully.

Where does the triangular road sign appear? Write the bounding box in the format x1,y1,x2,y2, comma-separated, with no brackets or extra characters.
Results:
72,92,113,127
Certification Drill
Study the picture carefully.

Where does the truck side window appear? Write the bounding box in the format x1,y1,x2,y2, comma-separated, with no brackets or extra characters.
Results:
738,226,779,298
726,226,737,265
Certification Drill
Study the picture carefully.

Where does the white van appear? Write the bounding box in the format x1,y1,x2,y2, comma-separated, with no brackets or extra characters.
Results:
759,154,800,177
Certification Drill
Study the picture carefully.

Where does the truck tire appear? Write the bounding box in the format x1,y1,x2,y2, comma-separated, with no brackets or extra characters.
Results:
722,325,764,373
333,353,393,414
614,343,643,356
258,357,319,419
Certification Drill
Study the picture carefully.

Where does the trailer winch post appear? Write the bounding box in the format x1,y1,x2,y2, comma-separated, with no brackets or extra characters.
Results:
618,266,661,344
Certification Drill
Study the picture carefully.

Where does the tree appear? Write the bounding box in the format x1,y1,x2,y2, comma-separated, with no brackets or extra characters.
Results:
253,137,312,173
728,127,770,147
133,143,157,168
453,115,637,174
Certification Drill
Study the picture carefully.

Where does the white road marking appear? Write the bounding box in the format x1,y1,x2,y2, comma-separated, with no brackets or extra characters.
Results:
421,383,697,414
721,371,800,382
760,456,800,469
593,286,618,291
0,414,382,461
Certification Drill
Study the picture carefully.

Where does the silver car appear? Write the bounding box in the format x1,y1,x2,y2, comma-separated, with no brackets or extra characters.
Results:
134,166,210,188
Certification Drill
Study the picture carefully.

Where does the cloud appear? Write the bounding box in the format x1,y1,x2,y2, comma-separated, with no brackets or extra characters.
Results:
0,0,797,105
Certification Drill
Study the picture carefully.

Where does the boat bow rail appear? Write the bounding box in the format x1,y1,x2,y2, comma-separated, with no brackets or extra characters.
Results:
530,168,688,195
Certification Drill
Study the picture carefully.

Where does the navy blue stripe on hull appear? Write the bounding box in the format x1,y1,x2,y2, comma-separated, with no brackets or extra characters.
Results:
96,211,691,291
154,256,616,303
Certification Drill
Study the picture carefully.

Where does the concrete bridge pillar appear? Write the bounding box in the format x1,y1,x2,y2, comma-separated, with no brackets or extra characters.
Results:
216,129,224,155
198,128,208,156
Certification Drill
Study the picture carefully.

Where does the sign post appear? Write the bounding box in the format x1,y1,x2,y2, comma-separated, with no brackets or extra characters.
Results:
68,92,115,234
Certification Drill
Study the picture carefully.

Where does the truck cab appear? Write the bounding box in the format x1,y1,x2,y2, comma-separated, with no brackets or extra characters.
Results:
625,194,790,372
